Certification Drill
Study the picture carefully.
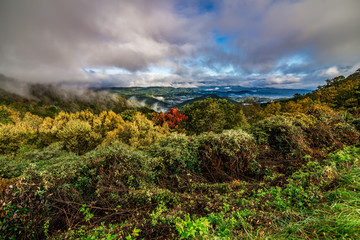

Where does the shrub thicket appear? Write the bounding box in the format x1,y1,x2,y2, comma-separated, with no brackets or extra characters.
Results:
253,115,308,155
148,133,200,173
198,129,259,181
252,104,359,159
57,119,102,154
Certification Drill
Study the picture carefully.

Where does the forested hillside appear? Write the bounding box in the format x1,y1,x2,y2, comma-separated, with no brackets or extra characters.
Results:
1,70,360,239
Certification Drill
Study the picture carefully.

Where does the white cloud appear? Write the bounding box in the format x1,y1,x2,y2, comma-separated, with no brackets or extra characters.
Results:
324,66,340,77
265,74,302,85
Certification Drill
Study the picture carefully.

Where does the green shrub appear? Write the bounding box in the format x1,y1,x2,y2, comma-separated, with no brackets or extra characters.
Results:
305,104,342,123
148,133,201,173
174,214,211,239
253,115,308,155
292,106,360,149
198,129,258,180
0,142,83,179
83,142,161,193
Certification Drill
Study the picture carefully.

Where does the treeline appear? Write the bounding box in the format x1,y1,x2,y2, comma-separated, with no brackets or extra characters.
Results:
0,107,168,154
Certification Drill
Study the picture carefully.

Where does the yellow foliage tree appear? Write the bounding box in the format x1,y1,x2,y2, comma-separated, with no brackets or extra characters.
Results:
0,106,21,124
22,112,43,130
104,113,169,148
57,119,102,154
264,102,281,116
98,110,124,133
0,122,36,153
283,101,304,113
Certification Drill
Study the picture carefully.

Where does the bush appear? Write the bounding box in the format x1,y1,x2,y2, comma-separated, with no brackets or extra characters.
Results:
0,142,83,179
148,133,200,173
198,129,258,181
0,141,161,239
305,104,341,123
57,119,102,154
253,106,360,158
253,115,308,155
303,105,359,148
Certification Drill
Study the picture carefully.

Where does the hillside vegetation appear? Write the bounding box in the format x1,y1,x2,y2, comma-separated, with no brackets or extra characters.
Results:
1,70,360,239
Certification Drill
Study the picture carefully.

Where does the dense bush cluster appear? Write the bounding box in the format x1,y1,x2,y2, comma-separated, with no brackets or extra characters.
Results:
252,105,359,158
197,130,259,181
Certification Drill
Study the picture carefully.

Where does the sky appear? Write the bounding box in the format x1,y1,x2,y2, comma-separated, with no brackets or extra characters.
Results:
1,0,360,89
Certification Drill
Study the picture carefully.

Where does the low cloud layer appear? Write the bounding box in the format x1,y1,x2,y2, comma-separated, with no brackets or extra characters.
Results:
0,0,360,89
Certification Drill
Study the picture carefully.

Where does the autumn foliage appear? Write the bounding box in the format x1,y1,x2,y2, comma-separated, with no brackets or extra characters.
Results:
153,107,188,132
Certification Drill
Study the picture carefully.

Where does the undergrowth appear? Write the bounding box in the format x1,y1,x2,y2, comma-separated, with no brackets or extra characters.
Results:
1,142,359,239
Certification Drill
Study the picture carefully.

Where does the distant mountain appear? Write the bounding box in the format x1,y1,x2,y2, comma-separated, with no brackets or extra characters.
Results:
196,86,312,99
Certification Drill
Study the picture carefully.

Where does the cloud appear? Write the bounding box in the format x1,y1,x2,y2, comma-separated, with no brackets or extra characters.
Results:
323,67,340,77
0,0,359,88
0,0,207,83
265,75,302,85
208,0,360,71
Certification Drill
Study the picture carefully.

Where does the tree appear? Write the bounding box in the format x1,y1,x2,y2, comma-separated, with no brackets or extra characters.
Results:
264,102,282,116
104,112,169,149
183,98,247,134
238,100,265,123
153,108,188,133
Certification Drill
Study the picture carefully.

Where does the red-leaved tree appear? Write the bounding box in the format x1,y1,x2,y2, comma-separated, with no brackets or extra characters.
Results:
153,108,188,133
